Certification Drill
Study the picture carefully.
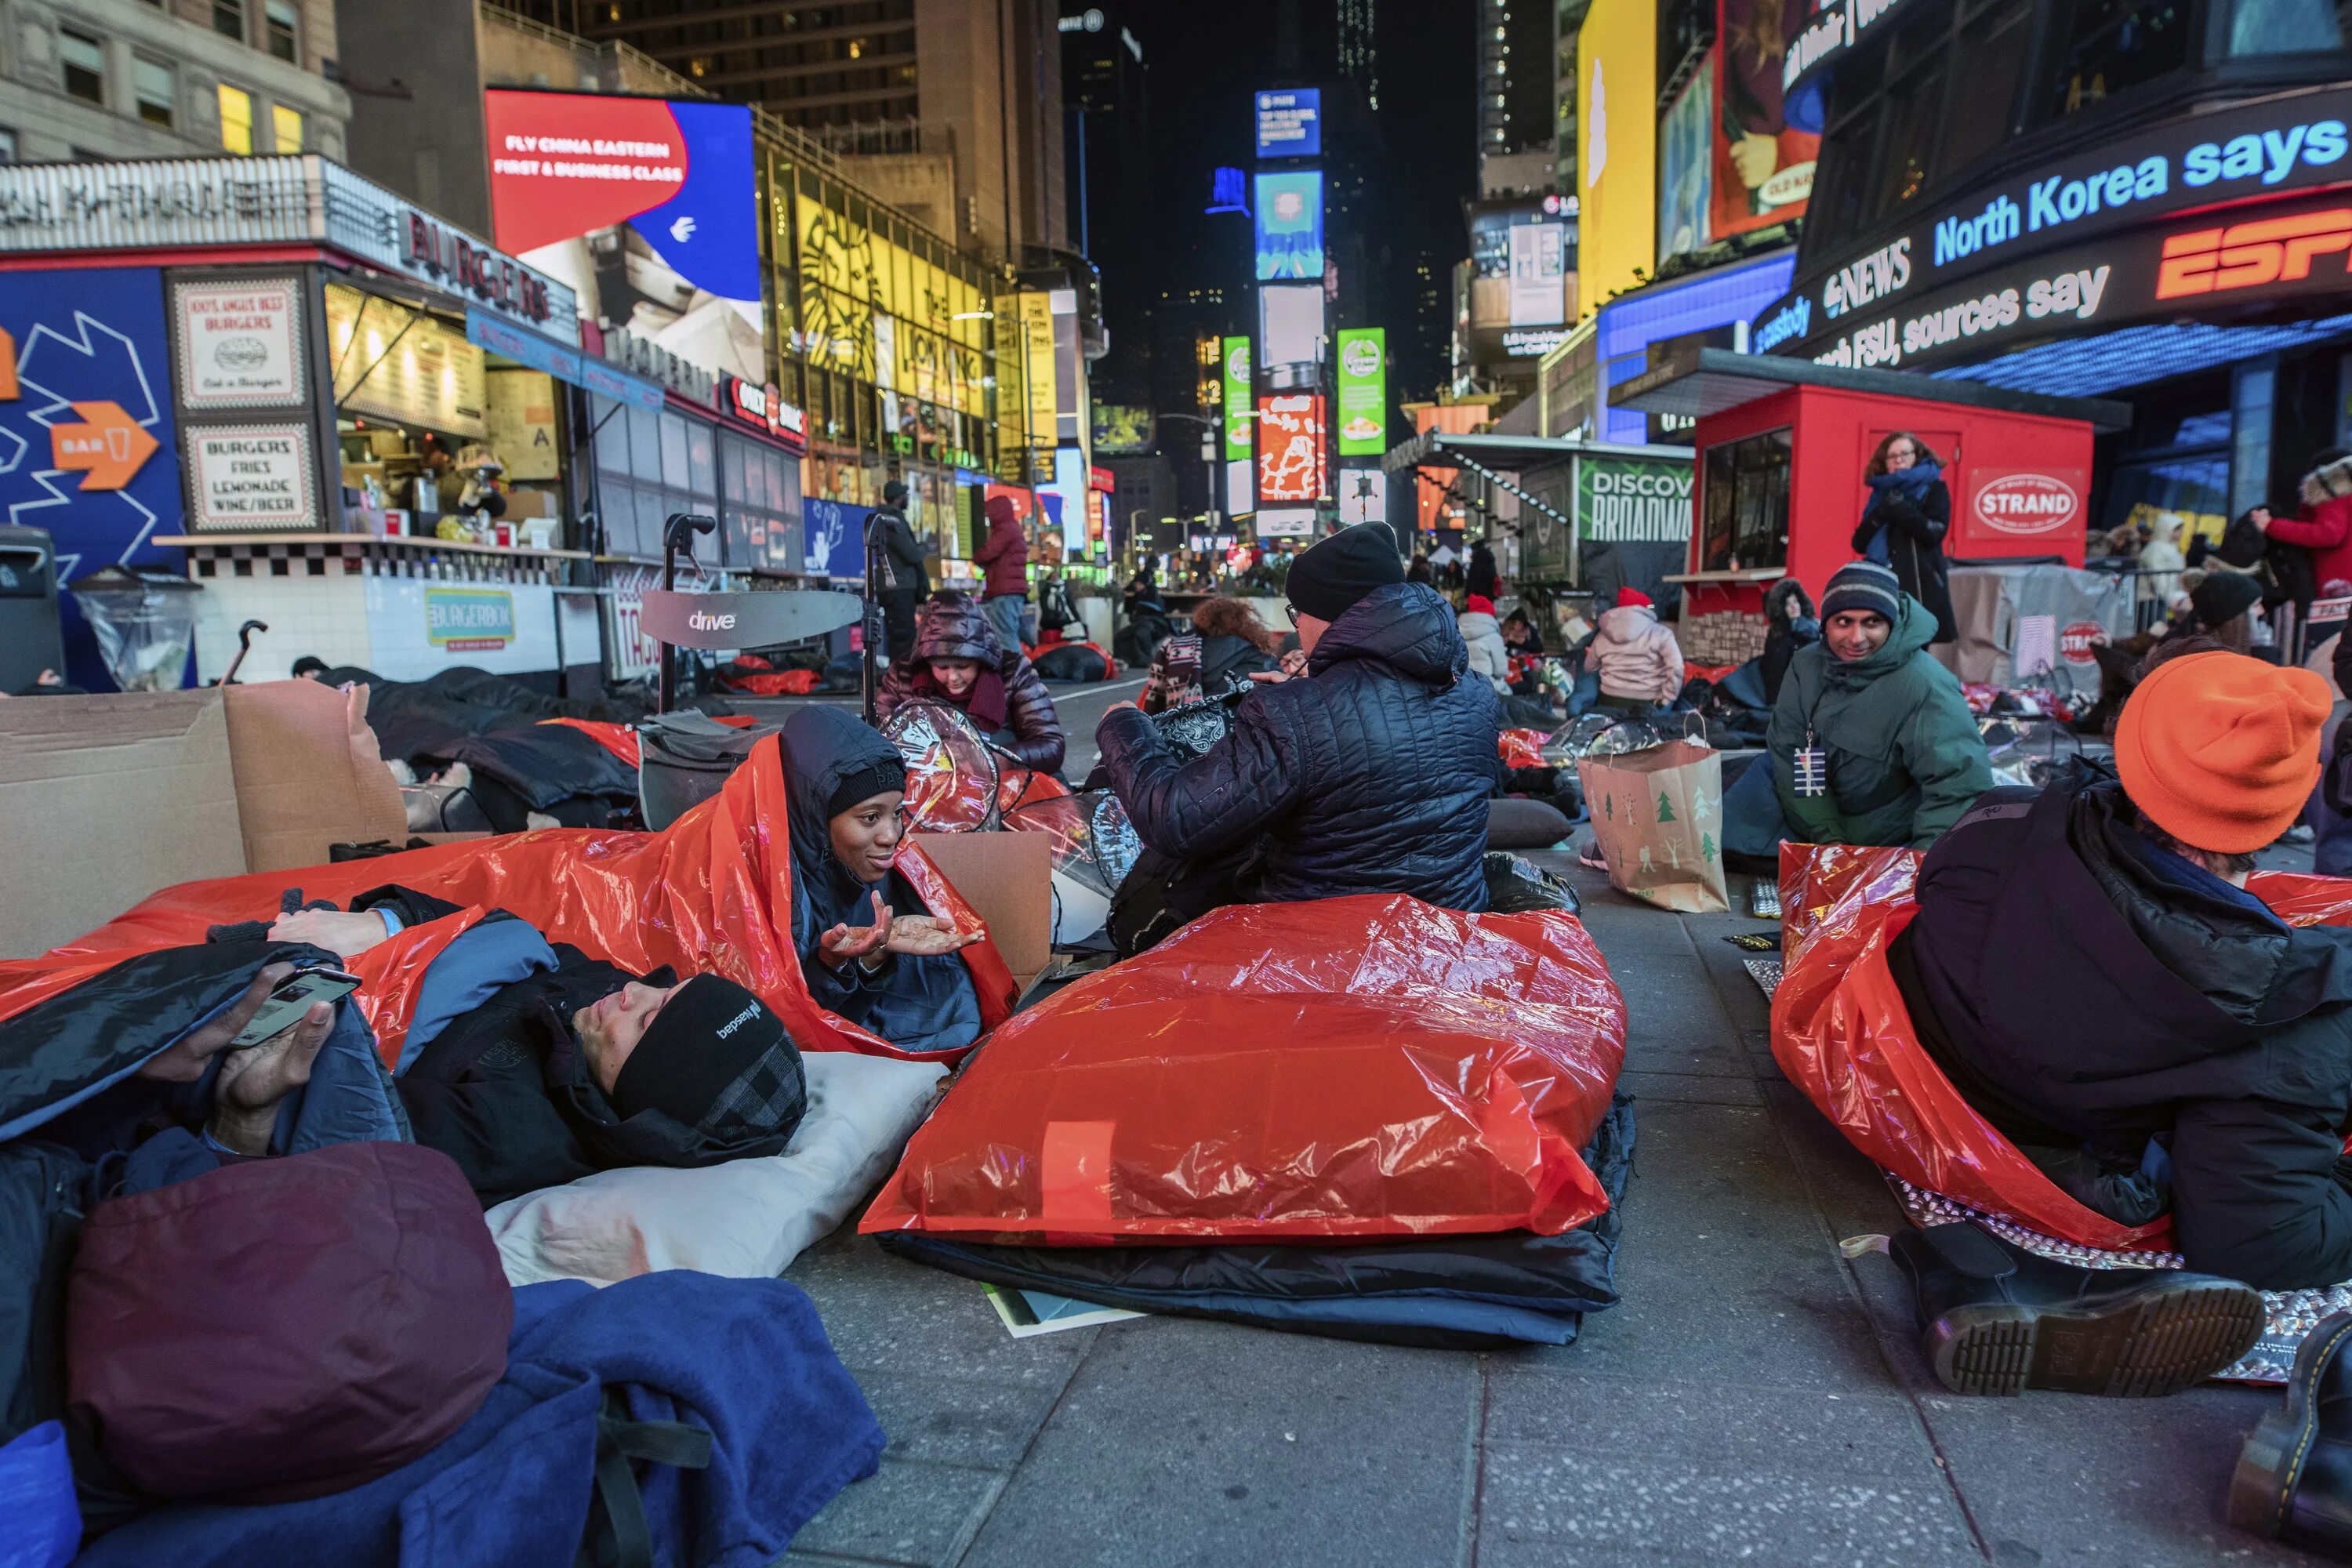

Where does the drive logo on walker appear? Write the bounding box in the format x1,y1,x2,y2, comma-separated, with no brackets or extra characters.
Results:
425,587,516,652
687,609,737,632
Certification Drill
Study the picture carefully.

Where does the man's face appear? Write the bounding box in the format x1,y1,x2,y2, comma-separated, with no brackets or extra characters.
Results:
1291,610,1332,655
827,789,906,882
930,657,982,697
1882,438,1918,473
574,980,684,1093
1825,610,1892,661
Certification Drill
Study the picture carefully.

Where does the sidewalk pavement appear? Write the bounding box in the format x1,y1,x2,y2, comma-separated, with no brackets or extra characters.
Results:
779,856,2325,1567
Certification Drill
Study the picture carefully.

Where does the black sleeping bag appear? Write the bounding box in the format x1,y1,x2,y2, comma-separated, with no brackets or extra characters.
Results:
1029,641,1115,682
877,1094,1635,1349
315,667,645,767
438,724,643,832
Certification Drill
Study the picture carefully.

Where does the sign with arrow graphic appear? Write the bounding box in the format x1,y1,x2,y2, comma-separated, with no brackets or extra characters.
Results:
50,401,159,491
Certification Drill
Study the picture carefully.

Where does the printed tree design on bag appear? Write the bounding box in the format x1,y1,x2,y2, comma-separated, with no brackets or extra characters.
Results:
1691,789,1715,826
1700,831,1717,862
1655,790,1675,824
1605,793,1614,821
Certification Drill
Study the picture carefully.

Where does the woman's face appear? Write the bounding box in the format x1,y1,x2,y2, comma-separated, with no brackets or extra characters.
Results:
828,789,906,883
1825,610,1892,661
930,657,982,698
1882,438,1918,473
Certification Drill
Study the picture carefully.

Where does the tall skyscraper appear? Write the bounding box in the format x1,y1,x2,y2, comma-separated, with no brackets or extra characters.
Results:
1476,0,1552,155
1338,0,1377,111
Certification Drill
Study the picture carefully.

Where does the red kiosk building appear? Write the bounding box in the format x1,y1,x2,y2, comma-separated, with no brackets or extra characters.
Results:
1613,349,2130,666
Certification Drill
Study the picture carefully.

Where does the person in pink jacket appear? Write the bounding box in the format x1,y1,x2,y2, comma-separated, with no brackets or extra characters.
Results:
2259,448,2352,593
1590,588,1686,710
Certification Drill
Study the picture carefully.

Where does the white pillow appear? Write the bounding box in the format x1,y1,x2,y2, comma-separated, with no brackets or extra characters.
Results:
484,1050,948,1287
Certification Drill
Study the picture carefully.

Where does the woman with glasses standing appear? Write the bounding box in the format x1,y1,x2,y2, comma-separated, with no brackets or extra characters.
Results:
1853,431,1958,646
780,706,985,1057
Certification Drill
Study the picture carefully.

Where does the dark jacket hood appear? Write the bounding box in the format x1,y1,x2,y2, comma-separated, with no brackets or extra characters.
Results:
909,597,1007,669
1306,582,1468,688
779,706,903,944
1970,768,2352,1073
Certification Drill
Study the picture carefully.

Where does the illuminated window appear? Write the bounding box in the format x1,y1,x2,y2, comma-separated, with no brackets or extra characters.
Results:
214,0,245,42
265,0,298,62
135,58,174,126
272,103,303,151
2049,0,2189,119
607,2,619,17
689,56,709,76
848,38,865,58
219,84,254,154
60,31,103,104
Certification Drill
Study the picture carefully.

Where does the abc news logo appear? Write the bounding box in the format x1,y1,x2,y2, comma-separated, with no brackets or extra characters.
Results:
2157,208,2352,299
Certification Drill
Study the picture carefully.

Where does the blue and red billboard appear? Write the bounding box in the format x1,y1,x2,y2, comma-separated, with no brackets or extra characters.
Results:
485,89,763,383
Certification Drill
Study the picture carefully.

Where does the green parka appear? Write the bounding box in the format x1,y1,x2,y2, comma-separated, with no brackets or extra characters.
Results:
1766,593,1992,848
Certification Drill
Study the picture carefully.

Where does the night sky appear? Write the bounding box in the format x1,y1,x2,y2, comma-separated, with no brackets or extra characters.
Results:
1106,0,1479,405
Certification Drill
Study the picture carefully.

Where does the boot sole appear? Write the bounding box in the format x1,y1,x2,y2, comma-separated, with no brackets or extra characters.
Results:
1927,1276,2264,1397
2227,1314,2352,1537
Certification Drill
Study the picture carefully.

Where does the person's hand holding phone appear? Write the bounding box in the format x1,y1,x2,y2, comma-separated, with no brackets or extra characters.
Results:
139,962,298,1084
205,1002,334,1156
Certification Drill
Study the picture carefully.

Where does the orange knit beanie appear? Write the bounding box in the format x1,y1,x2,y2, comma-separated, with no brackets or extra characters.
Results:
2114,651,2330,855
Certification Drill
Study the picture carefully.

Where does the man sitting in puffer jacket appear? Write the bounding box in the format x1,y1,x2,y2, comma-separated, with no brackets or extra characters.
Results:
1589,588,1685,710
1094,523,1496,953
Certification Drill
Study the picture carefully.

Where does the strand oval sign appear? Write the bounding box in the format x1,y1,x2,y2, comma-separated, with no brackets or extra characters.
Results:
1969,468,2084,537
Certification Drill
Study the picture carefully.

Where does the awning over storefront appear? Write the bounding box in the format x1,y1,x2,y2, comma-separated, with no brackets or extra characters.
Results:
1611,346,2132,432
466,310,663,412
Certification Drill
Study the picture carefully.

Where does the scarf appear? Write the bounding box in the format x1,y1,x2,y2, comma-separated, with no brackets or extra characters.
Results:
1860,462,1942,564
913,663,1009,731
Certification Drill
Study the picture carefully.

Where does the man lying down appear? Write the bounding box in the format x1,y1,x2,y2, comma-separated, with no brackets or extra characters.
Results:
265,895,808,1207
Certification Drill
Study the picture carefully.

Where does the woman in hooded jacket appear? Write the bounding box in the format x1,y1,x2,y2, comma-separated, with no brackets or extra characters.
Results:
1459,592,1512,695
780,706,985,1056
1852,431,1957,645
876,595,1067,775
1590,588,1685,709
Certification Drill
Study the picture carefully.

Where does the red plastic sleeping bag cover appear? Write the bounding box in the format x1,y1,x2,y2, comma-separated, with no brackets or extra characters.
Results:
861,894,1628,1244
1497,728,1548,769
1771,843,2352,1254
12,735,1014,1061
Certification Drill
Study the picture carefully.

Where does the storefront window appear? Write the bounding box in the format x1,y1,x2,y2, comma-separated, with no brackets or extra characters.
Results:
219,85,254,155
719,430,803,572
590,395,720,560
2048,0,2190,118
1699,427,1792,572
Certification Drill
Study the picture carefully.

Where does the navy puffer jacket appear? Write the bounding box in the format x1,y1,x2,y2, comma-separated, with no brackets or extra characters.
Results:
1095,582,1495,909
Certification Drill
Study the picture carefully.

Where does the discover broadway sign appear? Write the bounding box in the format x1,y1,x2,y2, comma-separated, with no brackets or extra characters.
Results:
1750,85,2352,362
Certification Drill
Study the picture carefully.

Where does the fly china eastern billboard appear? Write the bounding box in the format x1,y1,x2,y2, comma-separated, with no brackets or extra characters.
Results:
485,90,763,383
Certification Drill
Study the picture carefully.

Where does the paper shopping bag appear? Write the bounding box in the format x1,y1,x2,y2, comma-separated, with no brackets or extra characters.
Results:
1575,741,1730,913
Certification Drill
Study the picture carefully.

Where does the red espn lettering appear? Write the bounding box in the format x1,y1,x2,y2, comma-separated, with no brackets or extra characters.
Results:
2157,209,2352,299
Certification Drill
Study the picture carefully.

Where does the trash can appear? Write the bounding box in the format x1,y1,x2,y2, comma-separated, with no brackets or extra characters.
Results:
0,525,66,694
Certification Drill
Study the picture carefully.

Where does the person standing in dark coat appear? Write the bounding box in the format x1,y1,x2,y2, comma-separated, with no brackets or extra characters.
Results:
874,594,1067,775
1896,650,2352,1290
973,494,1031,657
1466,542,1501,601
266,895,807,1208
1095,523,1494,952
869,481,927,663
1852,432,1957,646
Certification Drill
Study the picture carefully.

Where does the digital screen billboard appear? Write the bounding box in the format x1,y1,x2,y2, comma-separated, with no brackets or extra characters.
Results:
1712,0,1818,240
485,89,762,383
1336,328,1386,456
1576,0,1657,309
1258,394,1327,503
1659,60,1713,261
1254,170,1325,281
1092,403,1153,454
1255,89,1322,158
1220,336,1254,460
1259,284,1324,368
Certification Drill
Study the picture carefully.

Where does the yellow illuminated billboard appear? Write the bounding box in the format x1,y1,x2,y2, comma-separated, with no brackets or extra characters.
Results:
1576,0,1658,314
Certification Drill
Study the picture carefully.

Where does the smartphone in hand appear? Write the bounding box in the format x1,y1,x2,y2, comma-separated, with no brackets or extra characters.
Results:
230,967,361,1047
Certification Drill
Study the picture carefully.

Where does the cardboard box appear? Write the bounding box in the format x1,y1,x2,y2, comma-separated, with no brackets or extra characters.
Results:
909,830,1054,992
0,691,246,958
222,679,408,873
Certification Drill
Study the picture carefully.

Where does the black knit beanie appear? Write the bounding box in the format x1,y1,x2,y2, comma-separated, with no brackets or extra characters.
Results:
2190,569,2262,630
1286,522,1404,623
826,755,907,819
610,975,804,1140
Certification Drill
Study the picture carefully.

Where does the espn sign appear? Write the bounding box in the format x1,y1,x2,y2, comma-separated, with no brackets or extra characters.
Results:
2156,208,2352,299
1969,470,2082,536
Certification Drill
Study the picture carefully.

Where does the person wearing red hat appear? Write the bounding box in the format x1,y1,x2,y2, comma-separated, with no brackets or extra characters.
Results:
1895,644,2352,1310
1590,586,1685,710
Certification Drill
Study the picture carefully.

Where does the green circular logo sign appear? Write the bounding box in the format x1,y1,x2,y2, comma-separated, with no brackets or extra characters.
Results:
1341,337,1381,378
